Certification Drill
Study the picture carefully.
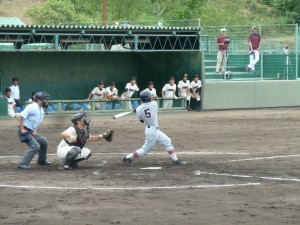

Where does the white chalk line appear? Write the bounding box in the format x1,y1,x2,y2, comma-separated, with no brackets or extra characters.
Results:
210,154,300,163
0,182,261,191
0,156,19,159
196,171,300,183
0,152,249,160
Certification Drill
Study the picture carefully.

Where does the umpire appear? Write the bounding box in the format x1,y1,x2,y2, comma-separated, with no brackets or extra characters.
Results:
17,92,51,169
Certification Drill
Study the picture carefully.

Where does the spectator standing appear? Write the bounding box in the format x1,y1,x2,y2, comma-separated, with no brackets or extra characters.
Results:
216,28,230,75
246,26,261,73
178,74,191,110
4,87,19,118
28,91,36,102
10,77,21,107
162,77,177,108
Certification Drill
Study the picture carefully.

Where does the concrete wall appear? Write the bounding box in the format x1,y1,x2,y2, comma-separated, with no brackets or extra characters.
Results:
202,80,300,109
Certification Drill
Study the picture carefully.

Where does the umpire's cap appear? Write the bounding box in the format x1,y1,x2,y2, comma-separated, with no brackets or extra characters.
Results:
34,92,50,101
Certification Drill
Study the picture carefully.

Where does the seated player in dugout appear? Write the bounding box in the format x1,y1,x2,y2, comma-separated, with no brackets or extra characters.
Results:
190,74,202,112
57,112,114,170
120,76,139,110
105,81,119,109
87,81,106,110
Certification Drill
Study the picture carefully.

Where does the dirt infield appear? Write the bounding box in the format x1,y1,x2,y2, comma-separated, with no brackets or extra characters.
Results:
0,108,299,225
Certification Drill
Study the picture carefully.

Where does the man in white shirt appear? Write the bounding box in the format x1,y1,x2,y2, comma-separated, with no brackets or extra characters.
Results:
144,81,158,100
10,77,20,107
4,87,19,118
121,76,139,110
178,74,192,111
190,74,202,112
87,81,106,110
162,77,177,108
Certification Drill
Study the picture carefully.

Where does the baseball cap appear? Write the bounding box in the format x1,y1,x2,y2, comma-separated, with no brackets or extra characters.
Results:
98,81,104,85
130,76,136,81
194,74,199,78
252,26,258,30
169,76,175,81
221,28,226,32
110,81,115,86
148,81,154,85
182,74,188,78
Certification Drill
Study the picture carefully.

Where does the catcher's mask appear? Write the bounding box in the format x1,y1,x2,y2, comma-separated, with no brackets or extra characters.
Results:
34,92,50,108
71,112,90,126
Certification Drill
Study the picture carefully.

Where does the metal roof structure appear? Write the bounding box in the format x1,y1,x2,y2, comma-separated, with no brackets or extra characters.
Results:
0,17,26,26
0,24,201,51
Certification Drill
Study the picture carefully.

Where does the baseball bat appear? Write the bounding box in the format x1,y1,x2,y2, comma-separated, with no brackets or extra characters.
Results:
113,111,133,119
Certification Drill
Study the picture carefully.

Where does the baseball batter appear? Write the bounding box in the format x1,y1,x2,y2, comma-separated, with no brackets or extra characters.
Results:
178,74,191,110
87,81,106,110
120,76,139,110
162,76,177,108
57,112,113,170
123,90,186,166
190,74,202,112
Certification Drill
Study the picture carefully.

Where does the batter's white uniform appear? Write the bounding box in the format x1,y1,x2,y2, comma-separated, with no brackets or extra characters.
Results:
190,80,202,100
91,87,106,110
134,101,174,157
162,83,176,108
121,83,139,110
145,88,157,98
57,126,91,160
5,95,19,117
178,80,191,100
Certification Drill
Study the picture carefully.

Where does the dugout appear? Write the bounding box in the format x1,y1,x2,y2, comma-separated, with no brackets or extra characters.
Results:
0,25,202,104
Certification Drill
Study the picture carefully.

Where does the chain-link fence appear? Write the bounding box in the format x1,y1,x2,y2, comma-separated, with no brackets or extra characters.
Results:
201,24,299,80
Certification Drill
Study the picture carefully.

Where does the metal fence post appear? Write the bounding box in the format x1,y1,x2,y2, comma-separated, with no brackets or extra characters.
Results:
295,24,298,79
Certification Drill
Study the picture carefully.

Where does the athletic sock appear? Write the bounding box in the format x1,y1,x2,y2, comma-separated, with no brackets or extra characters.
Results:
126,151,139,160
168,150,178,161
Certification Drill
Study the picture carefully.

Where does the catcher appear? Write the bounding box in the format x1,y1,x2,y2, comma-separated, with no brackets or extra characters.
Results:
57,112,114,170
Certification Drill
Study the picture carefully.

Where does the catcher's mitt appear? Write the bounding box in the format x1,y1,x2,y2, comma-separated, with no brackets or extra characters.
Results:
102,129,114,142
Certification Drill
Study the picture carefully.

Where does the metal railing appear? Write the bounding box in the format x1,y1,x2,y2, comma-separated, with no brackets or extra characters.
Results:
25,97,187,114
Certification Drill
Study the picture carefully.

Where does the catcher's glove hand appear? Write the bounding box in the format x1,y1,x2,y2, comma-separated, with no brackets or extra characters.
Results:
102,129,114,142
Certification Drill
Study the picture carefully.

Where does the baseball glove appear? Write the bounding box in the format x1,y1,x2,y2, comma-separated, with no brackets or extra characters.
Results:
102,129,114,142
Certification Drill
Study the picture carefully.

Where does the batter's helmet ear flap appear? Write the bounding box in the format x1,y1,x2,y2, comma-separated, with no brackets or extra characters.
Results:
140,90,151,103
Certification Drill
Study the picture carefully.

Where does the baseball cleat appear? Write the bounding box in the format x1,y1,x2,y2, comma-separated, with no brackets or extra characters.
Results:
172,160,187,166
18,163,31,170
123,157,133,166
59,165,73,170
36,160,52,166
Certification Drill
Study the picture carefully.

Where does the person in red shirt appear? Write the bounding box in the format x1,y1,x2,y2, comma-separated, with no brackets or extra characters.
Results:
246,26,261,73
215,28,230,75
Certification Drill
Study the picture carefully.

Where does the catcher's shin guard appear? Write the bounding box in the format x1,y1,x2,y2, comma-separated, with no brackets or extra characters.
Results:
64,147,81,166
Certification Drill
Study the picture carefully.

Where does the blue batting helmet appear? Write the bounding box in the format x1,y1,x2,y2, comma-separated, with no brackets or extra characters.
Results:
140,90,152,103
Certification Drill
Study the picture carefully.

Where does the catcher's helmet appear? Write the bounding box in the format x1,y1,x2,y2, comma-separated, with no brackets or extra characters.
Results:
71,112,89,125
140,90,152,103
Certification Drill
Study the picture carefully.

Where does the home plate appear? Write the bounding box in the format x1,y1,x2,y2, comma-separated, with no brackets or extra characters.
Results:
140,167,162,170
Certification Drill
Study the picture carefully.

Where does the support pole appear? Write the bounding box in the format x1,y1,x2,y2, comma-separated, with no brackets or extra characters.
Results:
102,0,107,26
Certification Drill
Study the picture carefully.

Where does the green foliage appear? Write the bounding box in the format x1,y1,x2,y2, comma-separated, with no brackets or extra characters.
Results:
26,0,300,25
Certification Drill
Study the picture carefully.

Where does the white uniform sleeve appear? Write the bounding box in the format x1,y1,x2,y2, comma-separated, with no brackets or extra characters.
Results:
91,87,97,94
162,84,167,91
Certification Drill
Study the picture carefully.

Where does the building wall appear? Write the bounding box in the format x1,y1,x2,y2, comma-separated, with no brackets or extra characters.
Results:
0,51,202,103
